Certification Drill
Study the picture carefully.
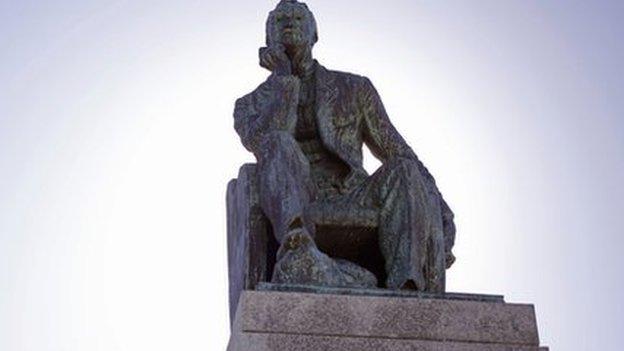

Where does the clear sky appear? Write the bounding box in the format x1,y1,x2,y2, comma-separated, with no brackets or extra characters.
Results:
1,0,623,350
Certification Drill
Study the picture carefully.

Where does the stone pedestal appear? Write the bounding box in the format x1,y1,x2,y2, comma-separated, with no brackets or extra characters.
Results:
227,288,549,351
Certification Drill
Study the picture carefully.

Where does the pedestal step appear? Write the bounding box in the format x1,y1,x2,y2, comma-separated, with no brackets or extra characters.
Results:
227,289,549,351
230,332,549,351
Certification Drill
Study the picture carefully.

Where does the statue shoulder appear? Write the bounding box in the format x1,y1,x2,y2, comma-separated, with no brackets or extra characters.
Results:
234,74,301,122
321,66,370,87
318,67,377,99
234,77,270,104
234,78,269,120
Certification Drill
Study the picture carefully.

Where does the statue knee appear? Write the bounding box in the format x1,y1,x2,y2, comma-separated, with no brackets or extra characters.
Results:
376,158,433,199
256,131,309,176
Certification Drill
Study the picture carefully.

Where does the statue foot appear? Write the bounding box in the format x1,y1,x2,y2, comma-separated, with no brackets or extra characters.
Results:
272,228,377,288
275,227,314,262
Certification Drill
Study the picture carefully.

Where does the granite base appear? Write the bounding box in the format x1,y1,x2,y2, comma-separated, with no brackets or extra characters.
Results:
227,289,548,351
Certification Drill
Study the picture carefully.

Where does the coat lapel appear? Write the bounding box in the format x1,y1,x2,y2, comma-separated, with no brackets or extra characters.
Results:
314,63,338,154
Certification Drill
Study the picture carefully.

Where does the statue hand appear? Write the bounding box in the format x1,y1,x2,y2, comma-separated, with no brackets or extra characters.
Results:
259,45,292,76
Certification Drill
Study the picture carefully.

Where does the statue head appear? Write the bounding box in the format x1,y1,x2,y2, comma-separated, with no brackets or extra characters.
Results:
266,0,318,49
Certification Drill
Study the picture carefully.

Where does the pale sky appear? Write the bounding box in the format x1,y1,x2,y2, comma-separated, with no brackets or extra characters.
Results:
1,1,623,350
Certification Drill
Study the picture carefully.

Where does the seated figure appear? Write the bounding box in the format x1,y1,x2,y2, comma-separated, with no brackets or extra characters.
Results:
233,0,456,293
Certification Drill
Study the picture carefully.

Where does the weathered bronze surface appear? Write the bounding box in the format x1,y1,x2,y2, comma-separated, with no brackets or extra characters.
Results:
231,0,456,295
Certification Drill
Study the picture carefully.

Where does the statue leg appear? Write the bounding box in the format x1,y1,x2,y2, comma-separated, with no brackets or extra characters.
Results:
255,131,315,243
255,131,377,287
347,158,447,292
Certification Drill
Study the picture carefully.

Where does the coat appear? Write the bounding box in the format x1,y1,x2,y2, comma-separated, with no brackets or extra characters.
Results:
233,61,456,261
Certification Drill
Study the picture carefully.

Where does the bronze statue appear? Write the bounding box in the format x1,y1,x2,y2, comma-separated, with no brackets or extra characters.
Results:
233,0,456,293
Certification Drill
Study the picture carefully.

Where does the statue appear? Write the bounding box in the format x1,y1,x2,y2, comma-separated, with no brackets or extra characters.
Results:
232,0,456,293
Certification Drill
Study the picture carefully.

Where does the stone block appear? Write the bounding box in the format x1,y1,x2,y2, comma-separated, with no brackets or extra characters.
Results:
228,289,549,351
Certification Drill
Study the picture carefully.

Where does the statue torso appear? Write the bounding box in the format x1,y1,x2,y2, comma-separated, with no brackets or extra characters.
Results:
295,65,350,199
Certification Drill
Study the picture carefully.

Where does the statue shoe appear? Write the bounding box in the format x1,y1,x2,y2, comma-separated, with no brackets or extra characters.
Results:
272,228,377,288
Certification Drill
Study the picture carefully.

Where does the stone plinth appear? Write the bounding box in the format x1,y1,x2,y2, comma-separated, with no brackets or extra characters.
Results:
227,288,549,351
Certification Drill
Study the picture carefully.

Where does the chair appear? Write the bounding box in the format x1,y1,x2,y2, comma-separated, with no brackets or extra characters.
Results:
226,164,383,325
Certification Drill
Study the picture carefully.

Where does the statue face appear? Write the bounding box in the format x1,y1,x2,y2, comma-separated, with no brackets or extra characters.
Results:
267,2,317,48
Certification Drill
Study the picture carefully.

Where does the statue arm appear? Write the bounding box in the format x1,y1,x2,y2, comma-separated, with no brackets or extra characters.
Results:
234,75,300,153
359,77,417,163
360,77,456,265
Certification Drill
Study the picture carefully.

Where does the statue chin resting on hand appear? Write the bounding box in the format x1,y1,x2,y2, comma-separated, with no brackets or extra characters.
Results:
233,0,456,292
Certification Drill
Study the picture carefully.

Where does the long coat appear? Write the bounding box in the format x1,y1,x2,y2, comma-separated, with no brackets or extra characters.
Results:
233,61,456,274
